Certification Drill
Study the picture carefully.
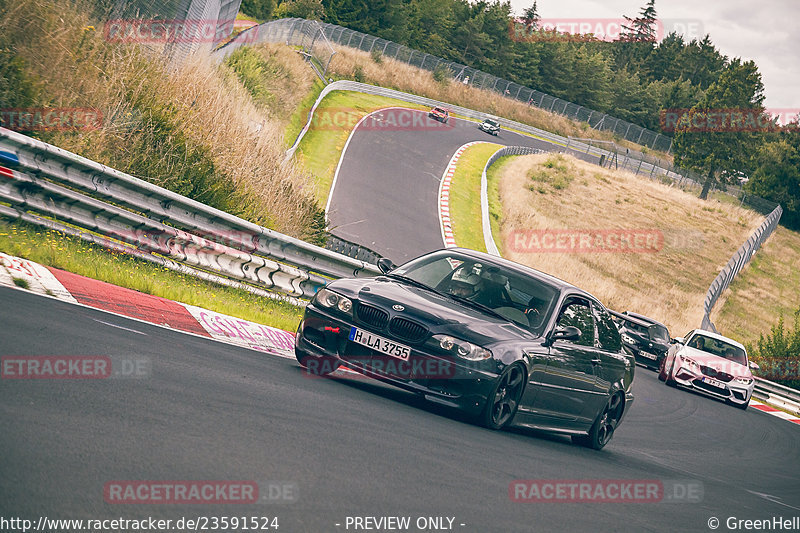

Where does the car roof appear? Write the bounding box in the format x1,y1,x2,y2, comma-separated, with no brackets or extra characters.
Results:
689,329,746,350
624,311,668,329
449,247,601,303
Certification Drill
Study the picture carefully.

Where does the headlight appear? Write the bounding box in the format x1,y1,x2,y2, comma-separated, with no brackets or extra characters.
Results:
433,334,492,361
681,355,700,371
734,376,753,385
621,333,636,345
313,288,353,316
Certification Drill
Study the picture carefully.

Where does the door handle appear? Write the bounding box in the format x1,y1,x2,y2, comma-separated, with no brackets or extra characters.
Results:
591,358,602,366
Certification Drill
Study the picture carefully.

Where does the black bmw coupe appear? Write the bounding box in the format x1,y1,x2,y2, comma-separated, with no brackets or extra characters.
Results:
295,248,634,450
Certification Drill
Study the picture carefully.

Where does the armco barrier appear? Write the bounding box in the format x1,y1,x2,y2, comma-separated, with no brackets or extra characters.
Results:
0,127,380,299
753,378,800,416
701,205,783,332
481,146,545,256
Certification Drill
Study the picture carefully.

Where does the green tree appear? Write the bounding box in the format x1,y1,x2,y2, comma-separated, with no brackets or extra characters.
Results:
521,1,540,30
672,58,765,199
274,0,325,20
745,127,800,229
239,0,276,20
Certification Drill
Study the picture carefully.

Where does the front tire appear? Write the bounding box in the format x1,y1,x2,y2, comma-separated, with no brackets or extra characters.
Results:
572,393,624,450
479,364,526,430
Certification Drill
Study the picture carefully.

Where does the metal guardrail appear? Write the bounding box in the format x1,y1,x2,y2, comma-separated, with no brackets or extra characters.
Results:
480,146,545,257
0,127,380,300
753,378,800,415
701,205,783,332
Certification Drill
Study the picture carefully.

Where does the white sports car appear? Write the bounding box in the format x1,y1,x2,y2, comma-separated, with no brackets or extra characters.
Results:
658,329,758,410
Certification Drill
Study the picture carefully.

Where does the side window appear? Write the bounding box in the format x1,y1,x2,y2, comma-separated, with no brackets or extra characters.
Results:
556,299,595,347
594,305,622,352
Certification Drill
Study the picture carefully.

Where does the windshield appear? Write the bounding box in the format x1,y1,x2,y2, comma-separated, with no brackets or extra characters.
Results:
484,119,498,126
392,251,558,334
686,334,748,365
648,324,670,342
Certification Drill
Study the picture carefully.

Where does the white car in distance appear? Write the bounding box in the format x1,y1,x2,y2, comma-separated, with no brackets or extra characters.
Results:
658,329,759,410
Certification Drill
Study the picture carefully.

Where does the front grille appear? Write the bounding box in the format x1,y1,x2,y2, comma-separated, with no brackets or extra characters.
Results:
357,303,389,329
700,366,733,382
389,317,428,343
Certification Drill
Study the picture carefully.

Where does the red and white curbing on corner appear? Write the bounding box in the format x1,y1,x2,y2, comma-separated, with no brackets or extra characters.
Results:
0,252,296,358
750,400,800,425
438,142,488,248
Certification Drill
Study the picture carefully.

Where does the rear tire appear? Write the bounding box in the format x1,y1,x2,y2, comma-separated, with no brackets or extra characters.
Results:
572,393,624,450
479,364,526,430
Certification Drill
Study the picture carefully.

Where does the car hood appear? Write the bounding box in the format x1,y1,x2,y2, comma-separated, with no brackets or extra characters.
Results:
328,277,538,346
678,346,752,378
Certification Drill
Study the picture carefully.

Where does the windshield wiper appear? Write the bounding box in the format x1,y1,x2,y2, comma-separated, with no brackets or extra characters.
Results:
446,294,508,321
386,273,441,294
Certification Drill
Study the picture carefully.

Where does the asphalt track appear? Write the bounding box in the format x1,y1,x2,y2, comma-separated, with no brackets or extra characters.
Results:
2,286,799,532
326,109,599,264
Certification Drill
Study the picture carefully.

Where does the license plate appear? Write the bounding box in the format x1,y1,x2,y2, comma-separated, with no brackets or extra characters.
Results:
349,327,411,361
640,351,657,360
703,377,726,389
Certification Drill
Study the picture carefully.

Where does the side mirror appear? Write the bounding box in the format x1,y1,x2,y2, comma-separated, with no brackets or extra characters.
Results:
671,337,684,345
377,258,395,274
749,361,760,371
551,326,581,343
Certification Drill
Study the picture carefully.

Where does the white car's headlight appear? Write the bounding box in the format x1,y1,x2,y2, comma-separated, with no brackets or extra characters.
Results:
433,334,492,361
681,355,700,371
734,376,753,385
314,288,353,316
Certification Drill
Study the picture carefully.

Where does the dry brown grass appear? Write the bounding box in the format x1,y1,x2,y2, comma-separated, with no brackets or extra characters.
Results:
327,46,670,160
495,153,762,335
5,0,321,240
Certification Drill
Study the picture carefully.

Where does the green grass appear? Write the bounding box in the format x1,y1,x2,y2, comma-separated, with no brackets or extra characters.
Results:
714,226,800,347
285,79,326,148
485,155,514,256
448,143,503,252
295,90,430,205
0,220,304,331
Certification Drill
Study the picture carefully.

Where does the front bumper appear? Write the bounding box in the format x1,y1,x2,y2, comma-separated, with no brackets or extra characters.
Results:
295,305,501,415
626,346,664,370
672,360,754,405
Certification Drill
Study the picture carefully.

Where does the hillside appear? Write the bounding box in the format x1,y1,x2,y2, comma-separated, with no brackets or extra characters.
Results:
493,153,766,336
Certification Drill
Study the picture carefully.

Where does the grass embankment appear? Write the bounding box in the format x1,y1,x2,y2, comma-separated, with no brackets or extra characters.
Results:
0,221,304,331
0,3,326,329
713,227,800,346
492,153,764,336
447,143,503,252
326,46,668,160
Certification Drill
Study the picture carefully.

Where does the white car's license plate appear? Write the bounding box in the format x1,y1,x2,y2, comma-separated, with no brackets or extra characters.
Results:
349,327,411,361
640,351,657,360
703,377,726,389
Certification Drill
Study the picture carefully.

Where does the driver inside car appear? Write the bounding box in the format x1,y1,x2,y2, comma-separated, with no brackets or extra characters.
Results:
442,268,482,299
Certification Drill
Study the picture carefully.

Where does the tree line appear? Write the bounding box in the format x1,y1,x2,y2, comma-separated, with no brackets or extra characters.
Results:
241,0,799,229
